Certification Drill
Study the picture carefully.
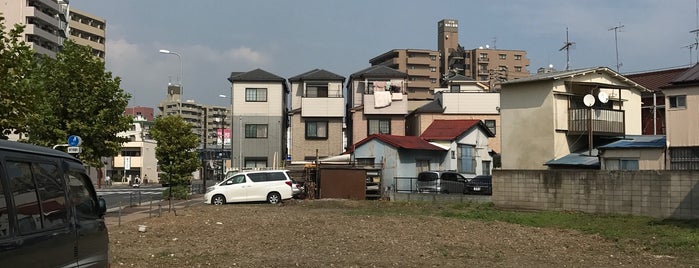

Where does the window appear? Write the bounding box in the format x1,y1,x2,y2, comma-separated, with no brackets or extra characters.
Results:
409,77,418,81
514,54,522,60
457,145,476,174
430,78,437,83
68,168,100,221
368,119,391,135
429,55,437,61
669,95,686,109
605,159,639,170
669,147,699,170
430,67,437,72
245,88,267,102
416,160,430,173
499,54,506,60
34,163,68,229
245,124,268,138
484,120,496,134
450,85,461,93
356,158,375,166
515,66,522,72
482,161,491,175
479,53,488,59
244,158,268,168
306,84,328,97
306,121,328,139
408,65,416,69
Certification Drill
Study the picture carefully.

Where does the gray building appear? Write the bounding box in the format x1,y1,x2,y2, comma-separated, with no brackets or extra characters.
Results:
227,69,288,169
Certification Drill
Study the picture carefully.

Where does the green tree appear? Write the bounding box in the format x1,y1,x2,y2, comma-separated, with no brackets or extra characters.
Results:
27,40,132,168
150,115,200,192
0,16,42,138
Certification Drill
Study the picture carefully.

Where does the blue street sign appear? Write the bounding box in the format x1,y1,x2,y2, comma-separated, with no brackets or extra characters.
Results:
68,135,82,147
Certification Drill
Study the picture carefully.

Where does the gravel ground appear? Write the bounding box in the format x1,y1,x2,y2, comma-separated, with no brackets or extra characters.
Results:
108,199,690,267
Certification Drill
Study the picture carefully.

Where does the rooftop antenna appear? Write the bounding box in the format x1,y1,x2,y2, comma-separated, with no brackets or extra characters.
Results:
559,28,575,70
608,23,624,72
682,43,696,65
690,0,699,65
492,37,497,49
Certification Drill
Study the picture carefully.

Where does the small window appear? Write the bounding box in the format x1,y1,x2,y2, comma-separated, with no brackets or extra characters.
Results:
484,120,496,134
368,119,391,135
306,121,328,139
356,158,375,166
429,55,437,61
482,161,491,175
669,95,686,109
514,54,522,60
245,124,268,138
245,88,267,102
605,159,639,170
430,67,437,72
244,159,267,168
499,54,506,60
430,78,437,83
515,66,522,72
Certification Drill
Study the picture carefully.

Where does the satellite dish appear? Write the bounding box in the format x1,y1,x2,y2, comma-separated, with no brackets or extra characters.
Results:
598,92,609,103
583,94,596,107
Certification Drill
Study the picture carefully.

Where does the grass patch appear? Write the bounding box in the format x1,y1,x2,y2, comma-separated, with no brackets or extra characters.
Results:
325,200,699,262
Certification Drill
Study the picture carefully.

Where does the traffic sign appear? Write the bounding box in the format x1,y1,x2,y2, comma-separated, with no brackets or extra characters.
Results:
67,146,81,154
68,135,82,146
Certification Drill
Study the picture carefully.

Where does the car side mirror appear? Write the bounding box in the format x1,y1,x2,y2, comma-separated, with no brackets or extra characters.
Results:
97,197,107,217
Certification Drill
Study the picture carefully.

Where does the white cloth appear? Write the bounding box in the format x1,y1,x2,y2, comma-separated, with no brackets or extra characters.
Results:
391,92,403,100
374,91,392,108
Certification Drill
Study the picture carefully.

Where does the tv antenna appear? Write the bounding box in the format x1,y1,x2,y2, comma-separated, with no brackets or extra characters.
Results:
608,23,624,72
559,28,575,70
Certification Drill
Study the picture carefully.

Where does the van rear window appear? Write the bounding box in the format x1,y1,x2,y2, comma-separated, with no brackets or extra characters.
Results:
418,173,438,181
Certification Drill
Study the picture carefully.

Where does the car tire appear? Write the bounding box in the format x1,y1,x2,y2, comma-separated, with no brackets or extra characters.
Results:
267,192,282,204
211,194,226,205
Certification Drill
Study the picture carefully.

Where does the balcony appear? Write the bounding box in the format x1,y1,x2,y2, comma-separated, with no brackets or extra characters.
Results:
568,108,625,136
478,57,490,62
301,97,344,117
363,93,408,115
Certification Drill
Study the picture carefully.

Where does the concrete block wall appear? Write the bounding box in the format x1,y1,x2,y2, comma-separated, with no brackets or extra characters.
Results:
492,170,699,220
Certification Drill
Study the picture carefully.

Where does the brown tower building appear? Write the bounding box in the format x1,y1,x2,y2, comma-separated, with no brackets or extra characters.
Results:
369,49,440,102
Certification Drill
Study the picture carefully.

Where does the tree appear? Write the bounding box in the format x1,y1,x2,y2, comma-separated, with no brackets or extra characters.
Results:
0,16,42,138
27,40,132,168
149,115,200,191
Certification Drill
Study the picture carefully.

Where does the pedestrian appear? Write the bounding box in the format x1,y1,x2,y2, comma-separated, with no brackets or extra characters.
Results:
143,174,148,184
105,175,111,186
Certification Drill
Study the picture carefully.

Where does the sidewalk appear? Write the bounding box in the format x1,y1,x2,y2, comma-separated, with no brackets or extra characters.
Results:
104,194,204,227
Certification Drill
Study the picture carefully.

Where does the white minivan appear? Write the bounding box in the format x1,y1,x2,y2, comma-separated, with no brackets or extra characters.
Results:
204,170,293,205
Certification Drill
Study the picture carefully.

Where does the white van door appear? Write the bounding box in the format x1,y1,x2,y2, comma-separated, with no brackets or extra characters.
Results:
220,174,247,202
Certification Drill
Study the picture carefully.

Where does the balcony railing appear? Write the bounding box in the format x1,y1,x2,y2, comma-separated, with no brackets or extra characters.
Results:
568,108,625,135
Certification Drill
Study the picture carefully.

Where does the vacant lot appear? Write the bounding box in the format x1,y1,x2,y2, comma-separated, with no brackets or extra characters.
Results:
109,199,694,267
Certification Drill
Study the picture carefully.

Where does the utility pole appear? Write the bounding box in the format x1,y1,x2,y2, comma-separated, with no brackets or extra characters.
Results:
608,23,624,72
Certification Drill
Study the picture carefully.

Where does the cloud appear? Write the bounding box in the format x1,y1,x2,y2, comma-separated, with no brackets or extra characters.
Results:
224,47,268,65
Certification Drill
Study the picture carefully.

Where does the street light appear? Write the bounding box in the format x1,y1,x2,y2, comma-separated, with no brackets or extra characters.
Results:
158,49,183,115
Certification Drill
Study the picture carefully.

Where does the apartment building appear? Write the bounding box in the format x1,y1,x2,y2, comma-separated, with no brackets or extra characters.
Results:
110,115,157,183
288,69,346,162
157,84,231,149
346,65,408,147
226,68,288,169
2,0,70,57
437,19,530,87
67,7,105,59
369,49,440,102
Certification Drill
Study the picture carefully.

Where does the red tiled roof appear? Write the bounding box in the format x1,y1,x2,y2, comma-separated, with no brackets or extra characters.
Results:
420,119,483,140
626,67,688,92
351,134,445,151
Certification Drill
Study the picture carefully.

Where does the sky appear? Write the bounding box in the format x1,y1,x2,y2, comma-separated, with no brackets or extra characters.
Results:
70,0,699,109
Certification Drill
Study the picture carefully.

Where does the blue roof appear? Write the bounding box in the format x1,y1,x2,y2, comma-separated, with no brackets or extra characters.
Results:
598,135,666,149
545,151,600,168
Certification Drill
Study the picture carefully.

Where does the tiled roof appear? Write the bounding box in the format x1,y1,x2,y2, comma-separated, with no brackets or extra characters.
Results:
350,65,407,79
227,68,285,82
420,119,493,140
598,135,666,149
288,69,345,82
410,99,444,114
667,63,699,87
352,134,445,151
626,68,688,92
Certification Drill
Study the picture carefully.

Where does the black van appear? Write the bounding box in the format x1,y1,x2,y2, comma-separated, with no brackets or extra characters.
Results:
0,140,109,267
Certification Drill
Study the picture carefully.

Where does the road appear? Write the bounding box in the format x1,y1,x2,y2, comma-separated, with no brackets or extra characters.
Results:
96,185,165,209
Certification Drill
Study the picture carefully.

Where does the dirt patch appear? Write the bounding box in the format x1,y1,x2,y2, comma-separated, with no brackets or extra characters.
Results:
109,199,688,267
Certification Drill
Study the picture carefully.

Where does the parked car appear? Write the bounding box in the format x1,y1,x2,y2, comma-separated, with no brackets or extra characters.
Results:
291,179,305,199
464,175,492,195
416,170,469,194
204,170,293,205
0,139,109,267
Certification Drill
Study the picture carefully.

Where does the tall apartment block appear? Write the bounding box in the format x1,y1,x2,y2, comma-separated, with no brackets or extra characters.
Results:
438,19,530,87
67,7,105,59
369,49,440,102
2,0,70,57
